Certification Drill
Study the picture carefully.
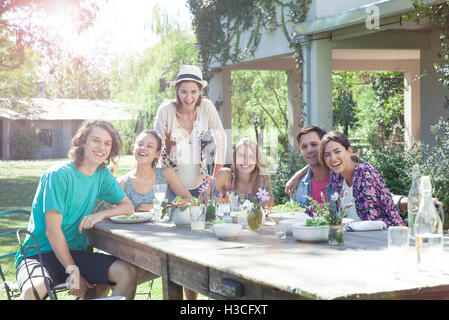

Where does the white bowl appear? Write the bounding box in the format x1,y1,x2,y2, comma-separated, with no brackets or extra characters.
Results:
292,224,329,242
279,219,306,235
213,223,243,240
171,207,191,225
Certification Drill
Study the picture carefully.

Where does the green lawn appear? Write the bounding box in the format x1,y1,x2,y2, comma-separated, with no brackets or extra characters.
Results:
0,155,206,300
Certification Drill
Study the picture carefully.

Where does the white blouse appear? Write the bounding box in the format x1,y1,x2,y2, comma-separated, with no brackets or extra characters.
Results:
154,99,226,189
342,179,361,222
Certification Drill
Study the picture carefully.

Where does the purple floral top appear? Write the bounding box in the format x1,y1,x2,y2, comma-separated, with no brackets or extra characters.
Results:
330,162,405,227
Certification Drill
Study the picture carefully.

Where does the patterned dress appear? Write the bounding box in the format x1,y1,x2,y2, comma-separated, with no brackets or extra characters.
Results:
330,162,405,227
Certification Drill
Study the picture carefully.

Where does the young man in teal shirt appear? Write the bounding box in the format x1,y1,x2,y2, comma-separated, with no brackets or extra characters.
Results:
15,120,138,300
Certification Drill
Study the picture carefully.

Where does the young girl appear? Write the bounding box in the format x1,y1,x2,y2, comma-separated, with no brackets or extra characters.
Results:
320,130,405,227
117,130,167,212
214,138,274,207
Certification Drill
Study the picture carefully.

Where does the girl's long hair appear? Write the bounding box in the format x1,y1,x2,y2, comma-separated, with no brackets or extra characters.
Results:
230,138,269,195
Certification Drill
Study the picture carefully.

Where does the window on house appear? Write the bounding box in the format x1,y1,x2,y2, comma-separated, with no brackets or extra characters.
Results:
37,129,52,147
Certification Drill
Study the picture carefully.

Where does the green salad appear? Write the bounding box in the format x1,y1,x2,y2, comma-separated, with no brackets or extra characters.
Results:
305,218,328,226
116,215,143,220
271,201,303,212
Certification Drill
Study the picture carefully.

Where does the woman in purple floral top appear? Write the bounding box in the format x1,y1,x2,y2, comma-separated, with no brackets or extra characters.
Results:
320,131,405,227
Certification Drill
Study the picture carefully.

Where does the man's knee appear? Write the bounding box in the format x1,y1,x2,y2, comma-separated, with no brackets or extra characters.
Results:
108,259,138,283
20,277,49,300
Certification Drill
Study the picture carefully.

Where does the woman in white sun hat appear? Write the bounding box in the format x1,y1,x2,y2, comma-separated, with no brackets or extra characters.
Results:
154,65,226,300
154,65,226,204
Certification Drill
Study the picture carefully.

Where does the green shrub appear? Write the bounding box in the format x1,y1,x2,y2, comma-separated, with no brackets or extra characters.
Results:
358,126,421,197
9,127,43,160
270,150,307,205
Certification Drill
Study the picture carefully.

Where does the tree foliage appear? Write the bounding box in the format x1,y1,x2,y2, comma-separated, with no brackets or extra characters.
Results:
0,0,98,101
109,13,199,153
231,70,289,152
0,0,97,72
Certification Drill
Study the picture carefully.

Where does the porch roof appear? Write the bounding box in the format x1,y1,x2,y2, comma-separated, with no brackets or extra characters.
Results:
294,0,443,37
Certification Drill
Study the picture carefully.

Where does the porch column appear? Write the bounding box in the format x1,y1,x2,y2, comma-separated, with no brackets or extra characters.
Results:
287,69,301,153
2,119,10,160
309,38,333,131
403,63,421,147
208,67,232,164
298,36,312,126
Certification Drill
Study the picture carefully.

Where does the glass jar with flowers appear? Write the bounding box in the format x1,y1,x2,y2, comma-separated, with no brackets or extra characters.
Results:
198,181,219,223
307,190,352,246
247,188,271,231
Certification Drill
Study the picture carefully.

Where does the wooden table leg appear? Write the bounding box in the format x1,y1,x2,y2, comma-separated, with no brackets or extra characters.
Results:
161,254,183,300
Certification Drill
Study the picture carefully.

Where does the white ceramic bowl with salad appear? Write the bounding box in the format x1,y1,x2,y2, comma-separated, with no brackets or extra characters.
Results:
171,207,191,226
291,218,329,242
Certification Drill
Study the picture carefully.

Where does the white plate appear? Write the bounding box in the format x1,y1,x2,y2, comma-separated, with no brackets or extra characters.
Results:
110,213,154,224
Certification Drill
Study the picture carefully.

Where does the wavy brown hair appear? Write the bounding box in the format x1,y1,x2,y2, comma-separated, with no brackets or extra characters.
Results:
319,130,353,167
68,120,122,169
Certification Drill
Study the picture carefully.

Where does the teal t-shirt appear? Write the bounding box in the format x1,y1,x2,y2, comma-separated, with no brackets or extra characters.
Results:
15,161,126,267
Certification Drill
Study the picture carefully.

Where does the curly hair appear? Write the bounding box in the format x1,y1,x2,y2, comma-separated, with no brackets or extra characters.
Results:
68,120,122,169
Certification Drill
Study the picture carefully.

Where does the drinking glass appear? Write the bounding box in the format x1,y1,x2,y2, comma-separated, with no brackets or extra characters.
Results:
190,205,206,231
154,184,167,220
388,226,410,278
274,224,287,240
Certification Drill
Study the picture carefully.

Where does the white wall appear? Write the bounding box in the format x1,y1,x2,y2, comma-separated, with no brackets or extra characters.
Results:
419,30,449,146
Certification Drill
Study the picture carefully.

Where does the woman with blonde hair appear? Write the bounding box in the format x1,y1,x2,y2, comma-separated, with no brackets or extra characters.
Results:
214,138,274,207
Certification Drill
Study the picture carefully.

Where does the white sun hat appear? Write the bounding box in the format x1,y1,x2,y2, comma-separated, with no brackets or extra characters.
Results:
175,65,208,88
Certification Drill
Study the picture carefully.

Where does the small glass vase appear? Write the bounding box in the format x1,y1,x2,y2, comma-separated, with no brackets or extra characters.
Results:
328,225,344,246
205,199,217,222
247,206,263,231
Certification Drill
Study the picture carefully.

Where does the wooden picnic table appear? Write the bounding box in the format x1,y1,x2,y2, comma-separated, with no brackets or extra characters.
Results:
86,220,449,300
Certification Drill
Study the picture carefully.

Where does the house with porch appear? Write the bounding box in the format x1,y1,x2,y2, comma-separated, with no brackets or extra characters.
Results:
0,98,137,160
204,0,449,153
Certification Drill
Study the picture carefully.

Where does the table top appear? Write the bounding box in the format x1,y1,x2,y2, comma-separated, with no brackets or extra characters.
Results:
89,220,449,299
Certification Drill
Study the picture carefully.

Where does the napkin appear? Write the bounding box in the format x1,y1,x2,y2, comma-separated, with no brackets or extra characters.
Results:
346,220,387,232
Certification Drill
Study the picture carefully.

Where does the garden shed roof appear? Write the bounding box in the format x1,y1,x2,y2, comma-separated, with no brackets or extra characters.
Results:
0,98,138,121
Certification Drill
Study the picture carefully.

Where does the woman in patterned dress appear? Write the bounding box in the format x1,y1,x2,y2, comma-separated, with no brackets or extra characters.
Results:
214,138,274,207
154,65,226,202
320,131,405,227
